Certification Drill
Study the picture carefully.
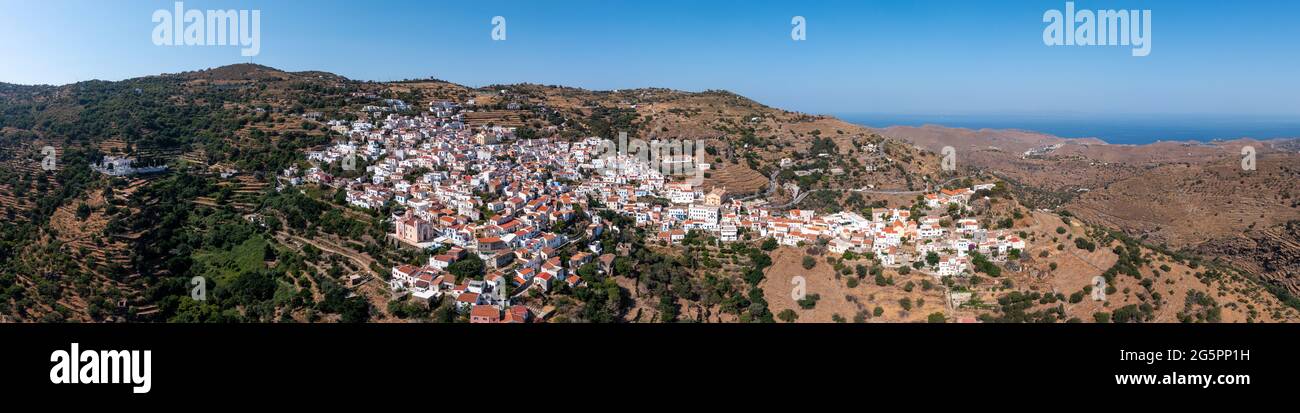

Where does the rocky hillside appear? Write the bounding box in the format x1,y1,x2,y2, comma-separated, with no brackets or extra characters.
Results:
1,63,1292,323
882,124,1300,302
0,64,940,322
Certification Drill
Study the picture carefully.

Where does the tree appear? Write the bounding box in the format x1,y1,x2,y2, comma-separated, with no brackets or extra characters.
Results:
658,294,680,322
927,312,946,323
797,293,820,310
168,298,236,322
873,306,884,317
925,251,940,266
777,309,799,323
801,255,816,270
448,253,485,280
75,203,92,219
874,273,889,286
971,253,1001,277
1075,237,1097,252
1093,312,1111,323
613,256,633,277
577,262,598,279
899,297,912,311
1069,291,1084,303
340,297,371,323
761,237,778,251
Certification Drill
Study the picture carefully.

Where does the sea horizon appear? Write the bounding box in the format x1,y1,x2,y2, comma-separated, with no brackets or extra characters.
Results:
839,113,1300,145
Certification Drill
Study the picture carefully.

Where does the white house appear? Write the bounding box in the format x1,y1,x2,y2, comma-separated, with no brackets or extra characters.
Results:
688,204,720,225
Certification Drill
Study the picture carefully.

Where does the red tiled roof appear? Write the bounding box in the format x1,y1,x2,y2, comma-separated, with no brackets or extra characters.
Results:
457,292,480,303
471,305,500,320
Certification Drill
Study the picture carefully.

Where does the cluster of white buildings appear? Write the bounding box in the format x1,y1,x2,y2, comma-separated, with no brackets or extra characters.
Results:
289,99,618,322
289,96,1028,321
92,156,167,176
578,164,1025,278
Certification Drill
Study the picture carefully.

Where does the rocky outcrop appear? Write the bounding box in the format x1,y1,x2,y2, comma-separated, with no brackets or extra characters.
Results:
1197,222,1300,295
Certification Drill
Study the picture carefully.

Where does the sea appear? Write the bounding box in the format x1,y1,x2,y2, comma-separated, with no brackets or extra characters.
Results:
839,113,1300,145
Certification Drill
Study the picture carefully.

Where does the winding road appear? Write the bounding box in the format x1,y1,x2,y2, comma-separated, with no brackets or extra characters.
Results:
729,151,967,209
771,176,969,209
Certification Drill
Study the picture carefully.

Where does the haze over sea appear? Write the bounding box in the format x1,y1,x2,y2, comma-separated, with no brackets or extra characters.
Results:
841,113,1300,145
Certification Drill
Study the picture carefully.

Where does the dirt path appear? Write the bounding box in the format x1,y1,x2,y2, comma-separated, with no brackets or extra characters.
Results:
276,232,377,276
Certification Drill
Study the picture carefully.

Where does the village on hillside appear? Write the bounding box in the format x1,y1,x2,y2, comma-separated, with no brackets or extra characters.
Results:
280,97,1025,323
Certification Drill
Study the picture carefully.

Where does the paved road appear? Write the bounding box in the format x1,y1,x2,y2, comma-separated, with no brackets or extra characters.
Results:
730,149,967,209
732,160,795,202
772,176,968,209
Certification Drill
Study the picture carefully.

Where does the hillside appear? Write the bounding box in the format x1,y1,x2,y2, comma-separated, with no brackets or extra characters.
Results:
0,63,1294,324
882,123,1300,301
0,64,941,322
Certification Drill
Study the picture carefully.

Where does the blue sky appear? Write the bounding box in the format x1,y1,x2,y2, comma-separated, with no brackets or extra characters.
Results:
2,0,1298,117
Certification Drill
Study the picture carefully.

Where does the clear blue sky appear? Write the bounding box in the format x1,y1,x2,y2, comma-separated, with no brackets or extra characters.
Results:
2,0,1298,117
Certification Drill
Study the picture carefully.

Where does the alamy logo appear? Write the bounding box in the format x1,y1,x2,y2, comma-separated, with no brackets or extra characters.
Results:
1092,276,1108,301
190,276,207,300
590,132,707,186
41,146,57,171
941,146,957,171
152,1,261,57
491,16,507,41
1241,145,1257,171
791,276,807,301
49,343,152,394
1043,2,1151,57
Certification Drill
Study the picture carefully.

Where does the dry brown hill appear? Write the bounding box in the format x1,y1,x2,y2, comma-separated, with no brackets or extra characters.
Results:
881,123,1300,302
